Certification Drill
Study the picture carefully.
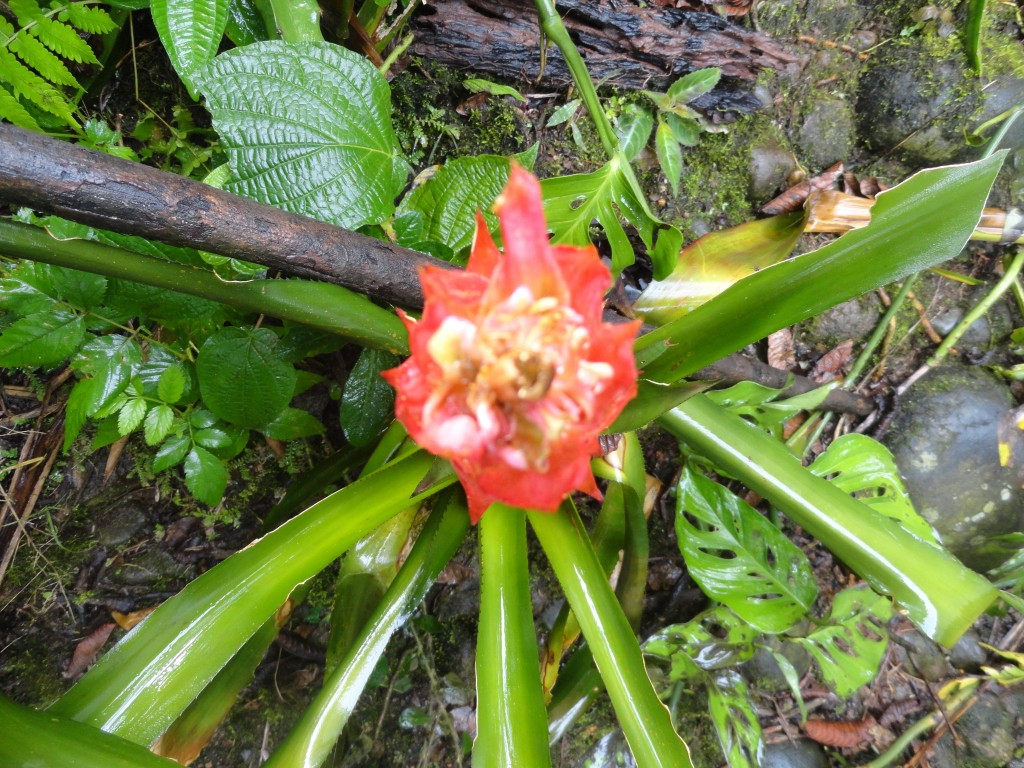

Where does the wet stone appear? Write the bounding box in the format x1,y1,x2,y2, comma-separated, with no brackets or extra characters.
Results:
882,364,1023,571
891,628,953,682
106,549,191,587
92,500,148,546
947,629,988,672
740,635,813,694
796,96,855,170
760,739,829,768
926,691,1016,768
748,138,798,202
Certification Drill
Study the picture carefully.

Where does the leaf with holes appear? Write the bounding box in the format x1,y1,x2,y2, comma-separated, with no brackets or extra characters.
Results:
707,669,764,768
197,41,407,229
809,433,938,545
196,326,297,429
675,464,817,633
644,606,757,683
792,585,892,697
542,156,682,278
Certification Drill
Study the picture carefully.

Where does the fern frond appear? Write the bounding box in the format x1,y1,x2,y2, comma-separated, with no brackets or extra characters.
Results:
31,17,98,64
61,4,117,35
0,85,42,131
0,46,79,127
8,0,44,24
9,32,81,89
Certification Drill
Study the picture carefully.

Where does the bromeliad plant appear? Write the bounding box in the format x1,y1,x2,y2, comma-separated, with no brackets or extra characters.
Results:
0,0,1015,766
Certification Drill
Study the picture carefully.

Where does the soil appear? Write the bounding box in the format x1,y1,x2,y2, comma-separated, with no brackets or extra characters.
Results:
3,2,1024,767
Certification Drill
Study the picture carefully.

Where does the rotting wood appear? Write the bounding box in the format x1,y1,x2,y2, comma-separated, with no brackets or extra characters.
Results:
0,124,872,416
409,0,799,110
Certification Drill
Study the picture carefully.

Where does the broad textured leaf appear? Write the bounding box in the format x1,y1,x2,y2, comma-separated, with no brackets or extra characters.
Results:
144,404,175,445
638,154,1006,382
615,103,653,161
707,670,763,768
542,155,683,278
792,586,892,697
150,0,228,95
675,464,817,633
183,445,229,505
0,308,84,367
655,119,682,195
397,145,537,254
197,41,407,229
635,213,805,324
196,326,296,429
809,433,939,545
667,67,721,104
340,347,399,446
261,407,324,440
644,606,757,683
153,434,190,472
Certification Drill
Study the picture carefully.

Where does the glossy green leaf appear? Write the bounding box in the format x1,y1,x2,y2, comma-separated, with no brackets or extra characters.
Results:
150,0,228,95
0,307,85,367
0,693,181,768
157,364,186,403
645,607,757,682
196,326,296,429
261,407,324,440
665,114,700,147
792,586,892,697
53,451,453,744
143,404,175,445
809,433,938,545
608,380,709,434
707,670,763,768
153,434,190,471
666,67,721,105
117,397,148,435
655,119,682,196
47,265,108,308
197,41,407,229
637,154,1006,382
183,445,229,505
615,103,654,161
706,380,834,439
542,155,683,278
634,213,805,324
529,505,693,768
397,146,537,255
675,464,817,633
546,99,581,127
267,494,469,768
476,505,552,768
224,0,268,45
69,334,142,426
660,395,997,646
964,0,985,74
340,347,400,447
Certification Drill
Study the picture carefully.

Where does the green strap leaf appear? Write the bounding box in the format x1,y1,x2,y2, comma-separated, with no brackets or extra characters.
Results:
52,451,455,745
150,0,228,96
197,41,407,229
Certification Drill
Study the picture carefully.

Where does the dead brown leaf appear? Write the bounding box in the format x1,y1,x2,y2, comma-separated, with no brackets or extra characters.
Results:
811,339,854,381
63,623,116,679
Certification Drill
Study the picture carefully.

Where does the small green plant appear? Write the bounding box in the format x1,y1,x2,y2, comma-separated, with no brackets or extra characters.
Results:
614,67,724,195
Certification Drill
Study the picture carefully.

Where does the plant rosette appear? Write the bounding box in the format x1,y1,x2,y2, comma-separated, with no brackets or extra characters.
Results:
384,164,641,522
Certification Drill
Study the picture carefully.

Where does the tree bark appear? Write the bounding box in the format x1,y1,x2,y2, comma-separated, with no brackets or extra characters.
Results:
0,124,442,309
410,0,799,111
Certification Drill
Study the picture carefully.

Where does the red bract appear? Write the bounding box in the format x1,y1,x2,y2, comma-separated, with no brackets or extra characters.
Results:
383,165,640,523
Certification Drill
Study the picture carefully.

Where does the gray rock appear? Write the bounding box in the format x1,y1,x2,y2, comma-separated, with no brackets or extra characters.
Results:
948,629,988,672
760,739,829,768
796,97,855,170
883,364,1023,571
857,45,982,165
748,138,798,202
927,691,1016,768
93,500,148,546
795,294,882,356
740,636,813,694
891,628,953,682
106,549,190,586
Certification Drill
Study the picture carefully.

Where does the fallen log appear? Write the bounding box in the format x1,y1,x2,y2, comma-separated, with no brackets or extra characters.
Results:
410,0,800,111
0,125,872,415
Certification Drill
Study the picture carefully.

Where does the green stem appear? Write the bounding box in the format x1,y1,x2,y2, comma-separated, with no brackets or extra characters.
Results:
846,275,917,386
0,219,408,353
263,0,324,41
475,505,552,768
660,395,996,647
928,249,1024,367
529,506,693,768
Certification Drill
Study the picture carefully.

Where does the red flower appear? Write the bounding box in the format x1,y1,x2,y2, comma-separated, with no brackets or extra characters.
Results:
383,165,640,523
